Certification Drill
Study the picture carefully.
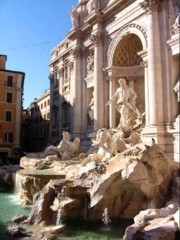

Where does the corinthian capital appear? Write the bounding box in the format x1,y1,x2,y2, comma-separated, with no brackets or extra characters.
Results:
90,33,103,45
139,0,165,12
71,46,84,58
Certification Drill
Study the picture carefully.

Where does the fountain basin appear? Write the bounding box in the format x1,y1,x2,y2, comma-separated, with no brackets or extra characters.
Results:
40,225,65,234
17,169,65,205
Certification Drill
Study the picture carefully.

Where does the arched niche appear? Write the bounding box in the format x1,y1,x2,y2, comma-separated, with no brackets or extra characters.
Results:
107,26,147,128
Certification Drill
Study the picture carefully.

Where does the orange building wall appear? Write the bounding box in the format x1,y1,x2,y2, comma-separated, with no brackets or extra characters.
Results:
0,69,24,159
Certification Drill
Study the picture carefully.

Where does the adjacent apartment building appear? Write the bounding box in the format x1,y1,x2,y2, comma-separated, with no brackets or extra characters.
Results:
27,89,50,152
0,54,25,162
49,0,179,161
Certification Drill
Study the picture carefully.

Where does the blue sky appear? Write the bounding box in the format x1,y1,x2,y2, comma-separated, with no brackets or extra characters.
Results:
0,0,78,108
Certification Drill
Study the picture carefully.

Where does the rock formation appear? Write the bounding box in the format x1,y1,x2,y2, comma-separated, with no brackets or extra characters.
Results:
26,142,179,227
123,173,180,240
17,125,179,239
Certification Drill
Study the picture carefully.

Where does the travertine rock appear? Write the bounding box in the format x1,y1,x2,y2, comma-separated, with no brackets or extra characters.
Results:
27,182,57,225
27,142,178,225
123,175,180,240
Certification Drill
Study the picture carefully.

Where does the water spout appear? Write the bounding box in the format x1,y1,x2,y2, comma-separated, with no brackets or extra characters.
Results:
102,208,111,226
56,205,64,225
9,172,21,204
61,186,66,197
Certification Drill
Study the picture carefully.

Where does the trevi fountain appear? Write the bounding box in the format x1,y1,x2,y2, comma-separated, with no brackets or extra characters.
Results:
0,0,180,239
1,77,179,239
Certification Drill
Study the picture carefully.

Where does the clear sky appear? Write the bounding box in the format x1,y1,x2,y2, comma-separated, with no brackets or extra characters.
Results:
0,0,78,108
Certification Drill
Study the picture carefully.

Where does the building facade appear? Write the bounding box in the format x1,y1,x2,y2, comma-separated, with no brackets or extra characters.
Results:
0,54,25,162
49,0,179,160
27,90,50,152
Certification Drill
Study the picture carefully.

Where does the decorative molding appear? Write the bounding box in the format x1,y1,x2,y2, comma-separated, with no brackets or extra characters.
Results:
58,67,64,76
90,33,103,45
68,61,74,70
107,23,147,67
139,0,165,13
48,73,54,82
71,46,84,58
174,80,180,102
171,14,180,36
113,34,143,67
140,60,148,68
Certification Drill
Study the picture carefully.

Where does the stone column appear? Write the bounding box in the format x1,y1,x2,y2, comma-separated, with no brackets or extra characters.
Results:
109,78,116,128
48,73,54,141
159,1,174,125
58,67,64,136
91,26,104,131
71,44,83,137
145,1,164,126
139,0,174,157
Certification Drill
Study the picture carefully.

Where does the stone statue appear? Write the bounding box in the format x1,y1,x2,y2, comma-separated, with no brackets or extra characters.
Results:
87,52,94,73
44,131,80,160
82,128,118,165
174,80,180,102
91,0,101,11
87,91,94,127
106,78,141,133
70,7,79,28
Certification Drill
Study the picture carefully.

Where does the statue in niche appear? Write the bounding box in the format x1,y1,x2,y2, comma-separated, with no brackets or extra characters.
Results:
87,0,101,13
92,0,101,11
87,91,94,127
174,80,180,119
174,80,180,102
70,7,79,28
87,52,94,73
106,78,141,134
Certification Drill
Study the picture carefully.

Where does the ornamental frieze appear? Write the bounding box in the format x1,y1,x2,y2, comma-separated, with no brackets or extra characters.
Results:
139,0,165,12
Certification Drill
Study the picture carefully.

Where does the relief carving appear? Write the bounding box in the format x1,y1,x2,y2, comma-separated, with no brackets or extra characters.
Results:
87,51,94,73
70,7,80,28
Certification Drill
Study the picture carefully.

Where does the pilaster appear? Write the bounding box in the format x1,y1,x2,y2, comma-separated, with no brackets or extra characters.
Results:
139,0,174,157
91,23,104,131
71,43,84,137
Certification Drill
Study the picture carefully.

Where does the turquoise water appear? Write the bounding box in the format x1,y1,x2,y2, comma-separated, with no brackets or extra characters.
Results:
0,192,132,239
0,192,31,239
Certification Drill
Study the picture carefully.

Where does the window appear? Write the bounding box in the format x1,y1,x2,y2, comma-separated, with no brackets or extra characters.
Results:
7,92,13,103
47,112,50,120
64,65,69,81
6,111,12,122
48,99,50,105
62,101,70,125
41,103,43,109
7,76,13,87
5,132,13,143
44,101,46,107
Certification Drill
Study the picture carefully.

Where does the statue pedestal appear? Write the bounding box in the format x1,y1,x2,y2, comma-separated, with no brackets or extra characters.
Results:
141,125,174,160
172,115,180,163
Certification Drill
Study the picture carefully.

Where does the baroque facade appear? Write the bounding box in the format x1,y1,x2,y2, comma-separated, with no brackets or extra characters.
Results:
49,0,179,160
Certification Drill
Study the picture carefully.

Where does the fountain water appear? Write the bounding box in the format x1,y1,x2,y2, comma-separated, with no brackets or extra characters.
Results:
56,205,64,225
102,208,111,226
61,185,66,197
9,172,21,204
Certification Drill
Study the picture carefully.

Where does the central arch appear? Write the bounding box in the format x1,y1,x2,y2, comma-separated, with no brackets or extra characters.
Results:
107,24,147,128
